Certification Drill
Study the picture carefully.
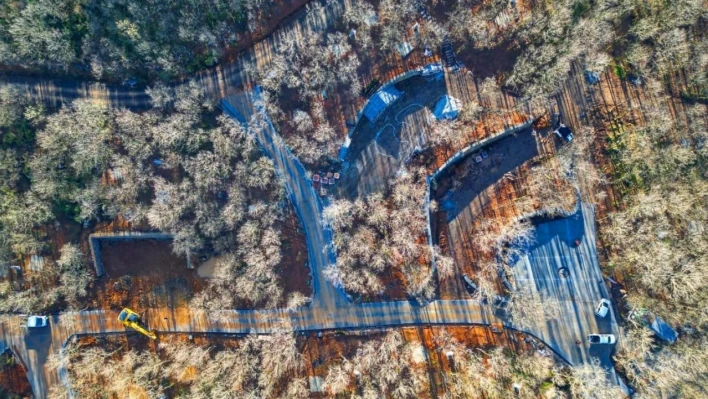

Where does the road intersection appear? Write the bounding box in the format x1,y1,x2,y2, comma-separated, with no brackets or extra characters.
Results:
0,0,625,396
0,88,623,398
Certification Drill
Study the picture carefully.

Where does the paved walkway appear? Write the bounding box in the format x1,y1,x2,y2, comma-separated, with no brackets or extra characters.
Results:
511,207,620,371
222,91,348,309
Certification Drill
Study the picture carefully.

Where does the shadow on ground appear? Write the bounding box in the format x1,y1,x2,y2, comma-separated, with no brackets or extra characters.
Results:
339,74,449,199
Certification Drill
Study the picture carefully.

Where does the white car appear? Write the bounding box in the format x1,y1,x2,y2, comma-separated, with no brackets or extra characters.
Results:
588,334,616,345
595,298,611,318
27,315,49,328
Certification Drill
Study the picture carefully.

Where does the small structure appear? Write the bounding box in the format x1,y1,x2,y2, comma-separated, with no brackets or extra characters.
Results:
418,5,432,21
421,63,443,77
338,136,351,160
553,113,573,142
629,73,642,86
363,86,403,122
585,70,601,85
442,37,458,68
309,376,325,393
396,42,414,58
555,124,574,142
432,95,462,120
29,255,45,272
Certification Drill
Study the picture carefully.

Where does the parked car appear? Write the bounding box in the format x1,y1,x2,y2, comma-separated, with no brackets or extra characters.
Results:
553,113,574,142
595,298,611,318
588,334,616,344
27,315,48,328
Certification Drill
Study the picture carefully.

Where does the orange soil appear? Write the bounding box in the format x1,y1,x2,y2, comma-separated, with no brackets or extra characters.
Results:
69,323,546,398
222,0,313,63
90,239,203,310
276,208,313,299
0,352,32,398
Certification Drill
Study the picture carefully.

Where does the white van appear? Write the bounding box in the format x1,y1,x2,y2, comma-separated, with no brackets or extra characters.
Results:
595,299,611,318
27,315,48,328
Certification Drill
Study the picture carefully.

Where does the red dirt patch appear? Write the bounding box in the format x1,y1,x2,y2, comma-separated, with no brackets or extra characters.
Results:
301,331,382,378
92,239,204,310
277,208,312,299
101,239,189,277
0,351,32,398
221,0,312,63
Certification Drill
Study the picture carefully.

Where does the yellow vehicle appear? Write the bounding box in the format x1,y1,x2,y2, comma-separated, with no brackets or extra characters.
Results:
118,308,157,339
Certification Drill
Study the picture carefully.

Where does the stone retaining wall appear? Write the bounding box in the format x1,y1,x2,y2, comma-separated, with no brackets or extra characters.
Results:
425,118,535,271
339,65,443,160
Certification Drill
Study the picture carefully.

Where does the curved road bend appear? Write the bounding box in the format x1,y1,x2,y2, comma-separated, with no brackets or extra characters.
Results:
0,0,348,110
221,91,348,308
0,0,625,394
0,89,621,398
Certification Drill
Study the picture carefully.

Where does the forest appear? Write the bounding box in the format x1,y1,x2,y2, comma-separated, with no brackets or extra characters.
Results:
0,0,272,81
0,0,706,397
0,82,301,313
49,327,627,399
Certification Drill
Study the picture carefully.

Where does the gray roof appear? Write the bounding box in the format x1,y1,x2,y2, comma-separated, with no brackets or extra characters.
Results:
363,86,402,122
432,95,462,120
395,42,414,57
309,376,325,393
